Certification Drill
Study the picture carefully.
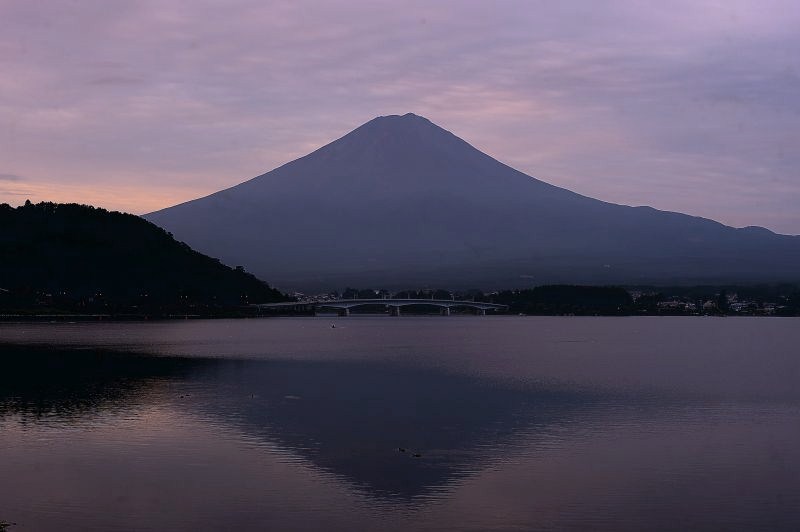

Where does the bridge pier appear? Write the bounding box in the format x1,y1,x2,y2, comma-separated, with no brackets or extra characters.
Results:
388,306,401,317
338,308,350,317
440,307,451,316
476,308,486,316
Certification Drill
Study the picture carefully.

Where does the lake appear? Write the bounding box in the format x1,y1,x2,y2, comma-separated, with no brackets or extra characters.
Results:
1,316,799,531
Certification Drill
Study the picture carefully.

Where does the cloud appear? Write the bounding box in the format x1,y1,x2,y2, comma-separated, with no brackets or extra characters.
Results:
0,173,23,181
87,76,144,86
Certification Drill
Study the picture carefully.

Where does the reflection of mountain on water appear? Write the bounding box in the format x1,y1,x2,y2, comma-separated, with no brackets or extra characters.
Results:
190,359,614,499
1,345,617,499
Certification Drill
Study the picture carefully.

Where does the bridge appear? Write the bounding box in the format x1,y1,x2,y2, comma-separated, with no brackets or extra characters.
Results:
252,298,508,316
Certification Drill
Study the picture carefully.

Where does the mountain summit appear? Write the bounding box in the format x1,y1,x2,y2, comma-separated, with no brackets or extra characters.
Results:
146,114,800,290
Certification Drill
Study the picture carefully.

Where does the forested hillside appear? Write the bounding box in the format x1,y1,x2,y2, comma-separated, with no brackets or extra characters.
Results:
0,202,288,315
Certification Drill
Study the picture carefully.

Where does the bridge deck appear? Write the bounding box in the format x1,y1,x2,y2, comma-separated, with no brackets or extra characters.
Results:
253,298,507,311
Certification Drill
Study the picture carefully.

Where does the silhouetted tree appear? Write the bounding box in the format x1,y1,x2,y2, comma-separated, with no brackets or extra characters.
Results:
716,290,729,314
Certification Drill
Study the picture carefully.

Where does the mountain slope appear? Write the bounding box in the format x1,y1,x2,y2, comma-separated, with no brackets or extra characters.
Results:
146,113,800,290
0,202,287,306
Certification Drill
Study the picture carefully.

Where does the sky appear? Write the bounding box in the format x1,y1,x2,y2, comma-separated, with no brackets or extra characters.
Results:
1,0,799,234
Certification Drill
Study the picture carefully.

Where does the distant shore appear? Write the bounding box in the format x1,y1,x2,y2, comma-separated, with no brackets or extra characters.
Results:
2,311,797,322
4,282,799,320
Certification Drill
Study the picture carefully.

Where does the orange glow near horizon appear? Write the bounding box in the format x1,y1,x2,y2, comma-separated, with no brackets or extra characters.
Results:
1,180,212,216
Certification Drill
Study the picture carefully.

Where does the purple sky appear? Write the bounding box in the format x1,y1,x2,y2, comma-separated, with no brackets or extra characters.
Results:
1,0,799,234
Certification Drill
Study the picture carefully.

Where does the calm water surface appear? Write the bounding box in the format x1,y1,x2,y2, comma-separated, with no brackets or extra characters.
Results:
1,316,799,531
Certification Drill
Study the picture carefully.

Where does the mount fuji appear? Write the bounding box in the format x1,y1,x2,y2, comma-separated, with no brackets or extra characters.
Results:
145,113,800,290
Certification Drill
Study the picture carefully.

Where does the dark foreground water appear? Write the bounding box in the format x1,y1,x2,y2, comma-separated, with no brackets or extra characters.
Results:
1,317,799,531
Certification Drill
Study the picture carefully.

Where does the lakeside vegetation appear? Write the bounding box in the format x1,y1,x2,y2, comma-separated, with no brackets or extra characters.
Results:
0,202,290,318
